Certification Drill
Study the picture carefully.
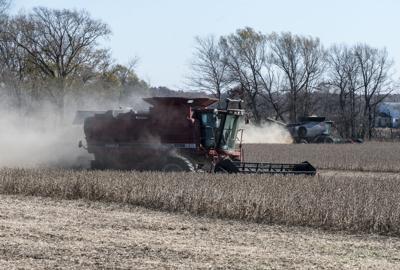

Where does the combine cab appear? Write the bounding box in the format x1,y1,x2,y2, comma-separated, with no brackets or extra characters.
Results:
78,97,316,175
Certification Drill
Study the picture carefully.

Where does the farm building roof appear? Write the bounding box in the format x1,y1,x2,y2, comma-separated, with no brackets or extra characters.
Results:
378,102,400,118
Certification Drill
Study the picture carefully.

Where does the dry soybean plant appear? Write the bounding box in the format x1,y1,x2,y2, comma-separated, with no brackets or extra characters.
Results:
1,168,400,235
243,142,400,172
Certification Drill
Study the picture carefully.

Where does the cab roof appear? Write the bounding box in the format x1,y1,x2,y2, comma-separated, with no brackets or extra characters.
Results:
143,96,218,108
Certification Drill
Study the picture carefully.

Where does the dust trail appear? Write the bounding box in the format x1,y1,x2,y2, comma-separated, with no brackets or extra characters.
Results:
0,111,91,168
0,92,152,168
241,122,292,144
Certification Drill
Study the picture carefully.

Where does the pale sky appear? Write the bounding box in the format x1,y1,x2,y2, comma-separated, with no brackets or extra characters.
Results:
11,0,400,89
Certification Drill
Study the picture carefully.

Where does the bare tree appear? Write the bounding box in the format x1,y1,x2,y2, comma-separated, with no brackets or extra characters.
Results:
0,30,29,110
256,62,287,121
0,10,35,112
188,35,228,100
269,32,325,122
327,44,362,137
327,44,395,139
0,0,10,15
220,27,267,124
354,44,394,138
4,7,111,119
112,59,148,104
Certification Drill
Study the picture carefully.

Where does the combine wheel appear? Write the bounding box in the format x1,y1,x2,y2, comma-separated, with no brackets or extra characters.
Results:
162,154,195,172
91,160,106,170
298,127,307,138
315,135,334,144
214,158,239,173
323,136,334,143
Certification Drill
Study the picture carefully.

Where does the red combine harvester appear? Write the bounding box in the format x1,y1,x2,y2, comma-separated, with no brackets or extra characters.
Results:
78,97,316,175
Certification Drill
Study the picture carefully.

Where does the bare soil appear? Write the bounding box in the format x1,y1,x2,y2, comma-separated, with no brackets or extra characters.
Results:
1,195,400,269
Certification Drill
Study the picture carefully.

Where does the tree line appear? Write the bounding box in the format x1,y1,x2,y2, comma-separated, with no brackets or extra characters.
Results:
0,2,397,139
0,2,148,120
189,28,397,139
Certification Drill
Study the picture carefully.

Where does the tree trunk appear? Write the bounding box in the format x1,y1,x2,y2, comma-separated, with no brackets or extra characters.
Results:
368,106,373,139
289,91,297,123
56,78,66,124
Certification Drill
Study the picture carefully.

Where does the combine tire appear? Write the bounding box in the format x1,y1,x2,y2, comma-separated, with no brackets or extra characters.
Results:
293,161,317,175
91,160,106,170
323,136,334,143
315,135,334,144
162,154,195,172
214,158,239,173
298,127,307,138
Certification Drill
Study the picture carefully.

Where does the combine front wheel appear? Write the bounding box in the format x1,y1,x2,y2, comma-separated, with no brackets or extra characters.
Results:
298,127,307,138
162,154,195,172
214,158,239,173
315,135,334,143
323,136,334,143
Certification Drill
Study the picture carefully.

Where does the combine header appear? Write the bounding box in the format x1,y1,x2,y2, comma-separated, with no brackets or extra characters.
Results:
77,97,316,175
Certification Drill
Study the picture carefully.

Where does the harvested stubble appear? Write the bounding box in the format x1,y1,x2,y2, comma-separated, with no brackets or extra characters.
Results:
1,168,400,235
244,142,400,172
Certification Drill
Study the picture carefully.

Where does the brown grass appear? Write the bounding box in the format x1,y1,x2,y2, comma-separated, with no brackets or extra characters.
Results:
1,168,400,235
244,142,400,172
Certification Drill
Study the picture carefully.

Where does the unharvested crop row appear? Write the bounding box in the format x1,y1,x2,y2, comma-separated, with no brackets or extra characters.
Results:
243,142,400,172
1,168,400,235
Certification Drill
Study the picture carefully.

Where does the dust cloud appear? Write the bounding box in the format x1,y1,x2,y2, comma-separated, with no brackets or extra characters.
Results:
0,91,155,169
241,122,293,144
0,111,90,168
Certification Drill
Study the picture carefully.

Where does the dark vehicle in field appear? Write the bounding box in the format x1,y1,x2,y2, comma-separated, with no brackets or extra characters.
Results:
77,97,316,175
287,116,334,143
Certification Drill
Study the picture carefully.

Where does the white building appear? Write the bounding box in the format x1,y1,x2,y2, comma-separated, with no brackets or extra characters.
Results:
375,102,400,128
